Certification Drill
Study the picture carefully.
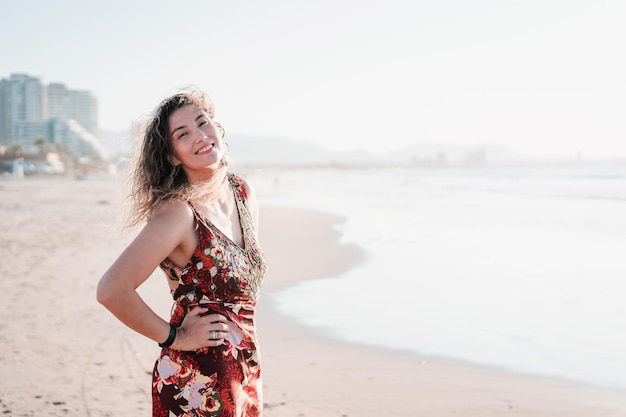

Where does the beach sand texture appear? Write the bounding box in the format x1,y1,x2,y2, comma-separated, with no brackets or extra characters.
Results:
1,177,625,416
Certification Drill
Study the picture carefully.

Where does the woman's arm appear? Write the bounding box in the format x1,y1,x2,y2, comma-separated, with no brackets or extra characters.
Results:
96,200,228,350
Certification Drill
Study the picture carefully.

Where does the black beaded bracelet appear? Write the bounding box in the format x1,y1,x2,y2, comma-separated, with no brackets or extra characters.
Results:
158,324,177,348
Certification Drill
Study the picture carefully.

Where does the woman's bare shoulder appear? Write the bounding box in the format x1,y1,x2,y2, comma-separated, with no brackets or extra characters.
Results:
150,199,195,227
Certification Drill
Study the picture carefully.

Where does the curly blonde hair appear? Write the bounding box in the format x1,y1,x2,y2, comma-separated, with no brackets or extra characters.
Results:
127,89,231,226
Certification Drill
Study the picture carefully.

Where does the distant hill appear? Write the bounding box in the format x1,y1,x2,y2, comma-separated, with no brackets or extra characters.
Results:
383,143,529,166
228,135,530,168
96,129,543,168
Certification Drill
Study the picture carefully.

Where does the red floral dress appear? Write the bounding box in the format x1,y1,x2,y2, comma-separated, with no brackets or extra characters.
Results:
152,174,268,417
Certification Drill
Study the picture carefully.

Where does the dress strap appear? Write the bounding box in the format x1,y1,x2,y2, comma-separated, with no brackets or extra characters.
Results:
228,174,256,238
227,173,248,205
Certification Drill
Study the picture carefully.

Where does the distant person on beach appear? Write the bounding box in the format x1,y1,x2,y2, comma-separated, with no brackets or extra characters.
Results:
97,89,267,416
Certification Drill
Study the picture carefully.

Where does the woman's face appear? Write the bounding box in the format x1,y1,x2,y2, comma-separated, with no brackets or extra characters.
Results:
167,105,224,182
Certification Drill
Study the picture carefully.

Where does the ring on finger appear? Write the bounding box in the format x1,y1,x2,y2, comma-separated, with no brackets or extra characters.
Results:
210,330,217,339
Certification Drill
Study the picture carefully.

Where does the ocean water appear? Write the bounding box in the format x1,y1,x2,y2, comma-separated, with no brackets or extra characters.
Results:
249,166,626,390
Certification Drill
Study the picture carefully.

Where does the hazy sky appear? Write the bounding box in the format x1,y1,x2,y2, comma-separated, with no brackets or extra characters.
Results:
2,0,625,158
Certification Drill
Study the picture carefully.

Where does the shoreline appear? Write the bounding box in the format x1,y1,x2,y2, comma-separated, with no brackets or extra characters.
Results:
256,205,626,417
0,177,625,416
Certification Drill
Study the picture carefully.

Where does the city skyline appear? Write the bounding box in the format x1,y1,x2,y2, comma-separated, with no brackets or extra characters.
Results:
0,73,105,159
2,1,625,159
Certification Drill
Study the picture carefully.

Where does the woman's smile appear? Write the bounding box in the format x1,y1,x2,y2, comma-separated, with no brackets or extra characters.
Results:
195,143,215,155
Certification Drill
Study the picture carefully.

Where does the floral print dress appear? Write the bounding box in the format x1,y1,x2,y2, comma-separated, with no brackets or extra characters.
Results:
152,174,268,417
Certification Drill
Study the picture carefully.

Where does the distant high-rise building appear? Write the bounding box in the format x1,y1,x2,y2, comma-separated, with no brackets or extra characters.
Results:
0,73,46,147
0,79,9,145
0,73,104,159
47,82,97,134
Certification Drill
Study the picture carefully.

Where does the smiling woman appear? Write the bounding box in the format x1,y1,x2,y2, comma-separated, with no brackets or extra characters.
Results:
97,89,267,417
168,106,226,178
127,91,233,228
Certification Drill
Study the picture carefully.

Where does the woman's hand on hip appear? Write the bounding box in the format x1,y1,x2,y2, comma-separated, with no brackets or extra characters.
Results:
171,306,229,351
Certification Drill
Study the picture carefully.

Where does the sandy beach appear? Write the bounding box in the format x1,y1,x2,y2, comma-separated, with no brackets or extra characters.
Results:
1,176,625,417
